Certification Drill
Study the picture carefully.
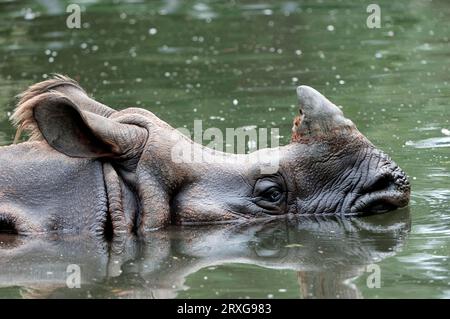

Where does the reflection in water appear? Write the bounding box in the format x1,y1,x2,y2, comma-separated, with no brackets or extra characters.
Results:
0,210,410,298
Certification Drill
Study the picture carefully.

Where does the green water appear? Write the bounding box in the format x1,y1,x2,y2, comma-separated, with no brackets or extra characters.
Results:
0,0,449,298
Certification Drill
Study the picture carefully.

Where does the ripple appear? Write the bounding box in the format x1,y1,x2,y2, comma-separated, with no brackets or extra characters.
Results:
414,224,450,237
405,137,450,149
414,189,450,206
396,253,449,274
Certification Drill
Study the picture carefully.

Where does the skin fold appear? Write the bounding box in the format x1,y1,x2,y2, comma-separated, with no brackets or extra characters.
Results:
0,75,410,237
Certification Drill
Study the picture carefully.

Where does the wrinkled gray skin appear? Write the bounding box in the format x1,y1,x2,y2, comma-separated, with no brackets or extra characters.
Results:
0,75,410,238
0,210,410,298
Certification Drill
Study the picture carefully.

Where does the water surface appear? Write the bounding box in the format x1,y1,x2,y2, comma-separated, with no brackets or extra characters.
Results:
0,0,449,298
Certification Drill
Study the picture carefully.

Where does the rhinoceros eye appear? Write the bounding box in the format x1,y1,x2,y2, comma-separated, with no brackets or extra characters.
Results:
253,176,286,213
262,187,282,202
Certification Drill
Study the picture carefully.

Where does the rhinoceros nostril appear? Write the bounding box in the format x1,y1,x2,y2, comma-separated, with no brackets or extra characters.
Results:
364,174,395,193
0,215,18,234
351,170,410,215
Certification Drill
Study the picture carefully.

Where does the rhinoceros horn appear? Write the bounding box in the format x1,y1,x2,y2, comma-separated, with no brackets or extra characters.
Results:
291,86,356,142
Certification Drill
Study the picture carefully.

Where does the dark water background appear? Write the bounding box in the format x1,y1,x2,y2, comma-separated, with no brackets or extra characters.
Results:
0,0,449,298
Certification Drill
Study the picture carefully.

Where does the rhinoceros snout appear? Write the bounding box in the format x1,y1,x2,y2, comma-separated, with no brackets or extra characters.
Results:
351,164,410,215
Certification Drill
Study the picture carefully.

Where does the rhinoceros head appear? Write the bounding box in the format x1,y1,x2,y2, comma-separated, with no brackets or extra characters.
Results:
169,86,410,226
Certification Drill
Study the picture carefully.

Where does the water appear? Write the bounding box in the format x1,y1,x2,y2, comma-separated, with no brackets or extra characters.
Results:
0,0,449,298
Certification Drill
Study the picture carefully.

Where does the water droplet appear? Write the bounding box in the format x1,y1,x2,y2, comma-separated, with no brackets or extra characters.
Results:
148,28,157,35
24,9,36,20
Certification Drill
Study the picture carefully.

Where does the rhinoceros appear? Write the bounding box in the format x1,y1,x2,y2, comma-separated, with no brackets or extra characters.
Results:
0,75,410,238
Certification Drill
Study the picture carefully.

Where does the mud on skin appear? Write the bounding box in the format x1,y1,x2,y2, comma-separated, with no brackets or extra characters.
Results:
0,75,410,238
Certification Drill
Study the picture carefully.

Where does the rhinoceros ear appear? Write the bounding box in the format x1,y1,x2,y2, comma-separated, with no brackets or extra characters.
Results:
291,86,356,142
32,92,147,158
